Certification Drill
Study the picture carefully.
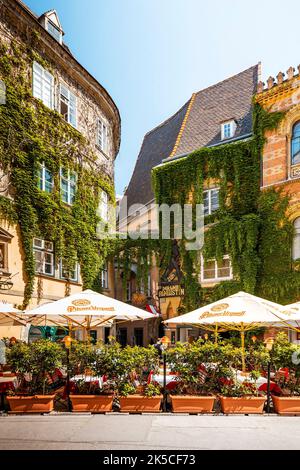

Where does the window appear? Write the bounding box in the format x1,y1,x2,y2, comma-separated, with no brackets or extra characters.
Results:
46,20,62,43
33,238,54,276
100,263,109,289
60,258,78,282
32,62,54,109
126,280,132,302
60,84,77,127
60,168,76,205
203,188,219,216
97,119,107,153
291,122,300,166
37,162,54,193
0,242,7,270
293,218,300,260
221,120,236,140
201,255,232,282
99,191,108,222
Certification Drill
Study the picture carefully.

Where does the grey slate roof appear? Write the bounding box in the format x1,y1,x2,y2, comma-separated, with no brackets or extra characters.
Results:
175,65,258,155
125,100,191,208
125,65,259,207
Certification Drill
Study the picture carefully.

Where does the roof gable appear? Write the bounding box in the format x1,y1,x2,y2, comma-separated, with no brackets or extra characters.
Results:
42,10,63,31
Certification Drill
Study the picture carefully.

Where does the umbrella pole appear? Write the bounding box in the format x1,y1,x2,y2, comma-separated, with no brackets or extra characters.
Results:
241,324,246,373
214,324,218,344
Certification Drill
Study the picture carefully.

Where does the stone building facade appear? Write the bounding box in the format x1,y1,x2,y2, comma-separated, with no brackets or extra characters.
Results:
117,65,259,345
0,1,120,340
257,66,300,342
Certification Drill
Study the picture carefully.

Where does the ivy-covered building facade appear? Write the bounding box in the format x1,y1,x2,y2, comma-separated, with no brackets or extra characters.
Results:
0,1,120,340
118,63,300,345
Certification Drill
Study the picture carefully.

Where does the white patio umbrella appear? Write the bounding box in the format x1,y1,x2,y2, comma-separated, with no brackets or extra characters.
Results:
278,301,300,331
165,291,285,371
23,289,155,333
0,301,27,327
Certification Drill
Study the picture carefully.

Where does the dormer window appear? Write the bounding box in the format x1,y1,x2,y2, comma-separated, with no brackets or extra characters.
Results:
39,10,64,45
46,20,62,43
221,120,236,140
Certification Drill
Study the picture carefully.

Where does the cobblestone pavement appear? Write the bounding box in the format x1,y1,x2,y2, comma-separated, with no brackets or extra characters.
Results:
1,413,300,450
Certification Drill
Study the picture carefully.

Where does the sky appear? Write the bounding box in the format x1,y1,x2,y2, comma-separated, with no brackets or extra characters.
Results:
25,0,300,195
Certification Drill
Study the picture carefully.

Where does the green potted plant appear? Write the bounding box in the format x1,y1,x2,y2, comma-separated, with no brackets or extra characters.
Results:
271,332,300,415
68,340,116,413
217,344,267,414
166,340,218,413
6,340,64,413
116,345,162,413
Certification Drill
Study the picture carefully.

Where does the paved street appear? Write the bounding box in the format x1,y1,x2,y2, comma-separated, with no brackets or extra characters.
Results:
1,414,300,450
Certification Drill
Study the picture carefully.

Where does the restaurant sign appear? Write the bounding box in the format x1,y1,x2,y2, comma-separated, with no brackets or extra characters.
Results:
158,284,185,298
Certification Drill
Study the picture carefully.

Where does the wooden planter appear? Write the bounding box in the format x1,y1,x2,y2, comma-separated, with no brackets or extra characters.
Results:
7,395,55,413
70,395,113,413
171,395,215,413
220,396,266,414
272,395,300,415
119,395,162,413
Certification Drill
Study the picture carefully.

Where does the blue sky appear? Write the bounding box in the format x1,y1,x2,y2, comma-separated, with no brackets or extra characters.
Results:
26,0,300,194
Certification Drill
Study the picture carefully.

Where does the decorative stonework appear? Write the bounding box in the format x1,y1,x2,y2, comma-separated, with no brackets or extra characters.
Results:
278,105,300,136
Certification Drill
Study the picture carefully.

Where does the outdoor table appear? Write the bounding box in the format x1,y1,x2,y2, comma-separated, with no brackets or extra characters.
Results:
151,374,179,391
63,375,104,398
235,371,281,394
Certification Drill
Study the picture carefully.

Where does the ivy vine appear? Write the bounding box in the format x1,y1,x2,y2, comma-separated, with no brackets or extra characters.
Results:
0,35,115,307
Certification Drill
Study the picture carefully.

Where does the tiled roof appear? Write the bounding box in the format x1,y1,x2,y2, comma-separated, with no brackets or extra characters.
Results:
125,65,259,208
173,65,258,156
124,100,191,208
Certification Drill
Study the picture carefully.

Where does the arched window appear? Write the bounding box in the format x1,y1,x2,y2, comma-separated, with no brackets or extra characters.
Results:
291,122,300,166
292,218,300,260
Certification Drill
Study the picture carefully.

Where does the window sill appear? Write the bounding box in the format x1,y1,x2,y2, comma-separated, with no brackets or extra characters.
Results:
35,273,82,286
95,145,109,159
201,277,233,284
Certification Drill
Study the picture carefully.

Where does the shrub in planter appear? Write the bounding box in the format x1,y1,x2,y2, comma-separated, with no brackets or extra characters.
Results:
115,346,162,413
166,340,220,413
219,370,266,414
271,332,300,415
215,343,268,414
68,341,117,413
6,340,64,413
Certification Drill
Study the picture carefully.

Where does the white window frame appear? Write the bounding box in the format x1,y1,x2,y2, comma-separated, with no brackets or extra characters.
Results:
37,162,54,193
32,62,54,109
97,119,107,153
46,19,63,44
203,188,220,216
100,263,109,289
221,120,236,140
59,258,79,282
99,190,108,222
60,168,77,205
200,255,232,283
293,218,300,260
33,238,54,276
59,84,77,128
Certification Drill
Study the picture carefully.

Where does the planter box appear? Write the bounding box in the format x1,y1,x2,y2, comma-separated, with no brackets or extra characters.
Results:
171,395,215,413
220,396,266,414
119,395,162,413
272,395,300,415
70,395,113,413
7,395,55,413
